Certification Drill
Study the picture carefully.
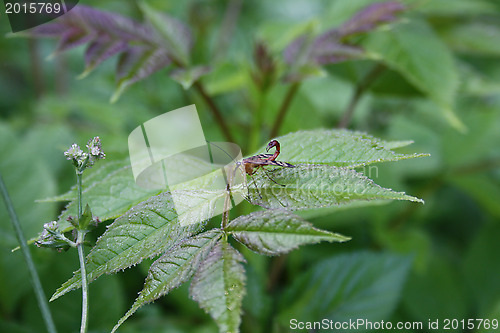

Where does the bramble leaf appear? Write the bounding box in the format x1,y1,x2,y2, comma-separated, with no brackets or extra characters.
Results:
112,230,222,332
338,1,406,37
138,1,193,66
283,0,407,79
190,238,246,333
247,164,423,210
112,46,171,102
50,192,205,301
226,210,350,255
170,66,211,90
261,129,428,167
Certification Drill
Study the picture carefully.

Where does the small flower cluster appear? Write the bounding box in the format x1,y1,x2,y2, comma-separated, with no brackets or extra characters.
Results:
35,221,73,251
64,136,106,171
36,212,101,250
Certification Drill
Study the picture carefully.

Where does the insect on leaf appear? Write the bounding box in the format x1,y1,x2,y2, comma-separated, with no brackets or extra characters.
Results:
261,129,428,167
247,164,423,210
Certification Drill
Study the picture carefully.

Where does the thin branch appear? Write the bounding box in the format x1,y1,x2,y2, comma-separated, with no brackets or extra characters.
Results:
193,81,235,142
338,63,386,128
76,171,89,333
270,82,301,138
77,231,89,333
0,172,57,333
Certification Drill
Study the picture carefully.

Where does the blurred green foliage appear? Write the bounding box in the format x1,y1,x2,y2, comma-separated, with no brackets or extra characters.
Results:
1,0,500,332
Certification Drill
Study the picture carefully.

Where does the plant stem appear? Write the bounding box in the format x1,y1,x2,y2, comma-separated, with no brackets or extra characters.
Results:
193,81,235,142
0,172,57,333
270,82,300,138
338,63,385,128
77,230,89,333
222,182,233,229
77,171,83,217
76,170,89,333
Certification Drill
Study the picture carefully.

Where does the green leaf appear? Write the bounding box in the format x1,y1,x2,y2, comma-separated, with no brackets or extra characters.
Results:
112,230,222,333
417,0,497,16
38,160,129,203
55,162,160,232
226,210,350,255
190,239,246,333
50,192,204,301
0,123,57,312
79,204,93,230
247,164,423,210
139,1,192,66
263,129,428,167
464,223,500,315
403,255,466,322
448,173,500,220
203,62,248,96
170,66,211,90
443,22,500,57
363,19,464,131
278,252,411,325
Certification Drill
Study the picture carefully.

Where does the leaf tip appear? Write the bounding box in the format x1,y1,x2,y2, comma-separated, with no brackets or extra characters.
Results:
77,68,92,80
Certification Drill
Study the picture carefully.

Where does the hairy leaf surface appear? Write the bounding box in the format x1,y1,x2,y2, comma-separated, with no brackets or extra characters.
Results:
190,239,246,333
226,210,350,255
262,129,427,167
247,164,423,210
51,192,205,301
112,230,222,332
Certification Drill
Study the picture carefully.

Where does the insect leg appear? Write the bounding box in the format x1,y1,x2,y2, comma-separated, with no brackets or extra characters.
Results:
263,168,286,187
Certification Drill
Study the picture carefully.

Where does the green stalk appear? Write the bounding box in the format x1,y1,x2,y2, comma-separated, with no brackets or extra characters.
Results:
76,170,89,333
0,172,57,333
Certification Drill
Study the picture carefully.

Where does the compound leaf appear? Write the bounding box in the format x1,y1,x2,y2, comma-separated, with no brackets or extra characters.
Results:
190,239,246,333
51,192,205,301
247,164,423,210
112,229,222,332
226,210,350,255
262,129,428,167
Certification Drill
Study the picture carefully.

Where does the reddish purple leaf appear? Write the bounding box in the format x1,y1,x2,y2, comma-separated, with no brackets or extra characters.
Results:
56,27,95,53
338,1,406,38
283,1,406,71
283,35,309,65
85,36,128,71
113,46,171,101
311,41,364,65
